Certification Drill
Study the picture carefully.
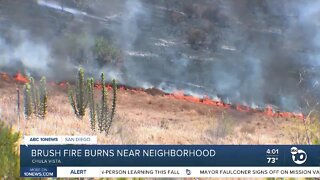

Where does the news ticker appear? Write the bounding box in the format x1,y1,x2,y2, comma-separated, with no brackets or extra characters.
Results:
20,143,320,178
21,167,320,178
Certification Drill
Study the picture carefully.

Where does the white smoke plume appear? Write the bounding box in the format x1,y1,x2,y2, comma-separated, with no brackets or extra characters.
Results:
0,27,50,76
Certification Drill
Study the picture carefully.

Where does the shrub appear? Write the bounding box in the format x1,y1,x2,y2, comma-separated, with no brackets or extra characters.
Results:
183,2,196,19
170,11,185,24
202,7,218,22
92,37,122,66
308,119,320,144
216,111,234,138
187,28,206,49
289,111,320,145
304,111,320,145
0,121,20,178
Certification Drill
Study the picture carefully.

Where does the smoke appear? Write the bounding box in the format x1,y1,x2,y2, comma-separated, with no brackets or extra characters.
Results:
121,0,320,112
115,0,152,86
0,23,81,80
0,27,50,76
0,0,320,112
201,1,319,111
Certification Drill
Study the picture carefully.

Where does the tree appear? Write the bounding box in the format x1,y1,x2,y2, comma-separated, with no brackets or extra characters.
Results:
0,121,20,178
92,37,122,66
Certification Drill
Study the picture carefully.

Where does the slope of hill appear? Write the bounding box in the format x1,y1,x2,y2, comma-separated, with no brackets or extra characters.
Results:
0,77,314,144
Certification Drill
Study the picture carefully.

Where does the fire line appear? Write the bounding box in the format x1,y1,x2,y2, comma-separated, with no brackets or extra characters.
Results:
6,71,305,120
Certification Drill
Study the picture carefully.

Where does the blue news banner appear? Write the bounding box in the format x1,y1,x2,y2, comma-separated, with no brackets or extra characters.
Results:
20,145,320,177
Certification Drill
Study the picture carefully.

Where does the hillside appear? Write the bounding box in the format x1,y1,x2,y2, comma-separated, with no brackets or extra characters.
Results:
0,0,319,112
0,76,315,144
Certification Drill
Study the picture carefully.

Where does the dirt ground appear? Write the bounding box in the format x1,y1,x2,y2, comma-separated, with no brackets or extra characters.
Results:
0,77,312,145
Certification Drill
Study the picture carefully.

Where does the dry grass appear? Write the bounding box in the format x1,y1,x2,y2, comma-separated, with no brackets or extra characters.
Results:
0,80,312,145
288,116,320,144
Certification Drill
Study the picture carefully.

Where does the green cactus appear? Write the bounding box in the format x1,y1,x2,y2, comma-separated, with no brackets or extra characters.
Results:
76,67,87,117
111,79,117,121
96,73,108,132
87,78,96,131
105,79,117,134
68,69,118,134
29,77,39,114
68,67,88,119
67,83,77,116
97,103,103,132
24,83,33,119
38,76,48,118
94,73,117,135
101,73,109,133
24,76,48,119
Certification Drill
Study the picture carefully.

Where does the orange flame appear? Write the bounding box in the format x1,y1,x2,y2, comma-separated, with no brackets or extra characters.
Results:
58,82,67,87
264,105,274,116
236,104,251,112
14,71,29,83
94,83,117,91
166,90,304,120
106,85,112,91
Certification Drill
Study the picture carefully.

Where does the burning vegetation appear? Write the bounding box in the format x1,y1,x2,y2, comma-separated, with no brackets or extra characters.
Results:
3,70,305,121
166,92,304,120
14,71,29,84
0,68,319,146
